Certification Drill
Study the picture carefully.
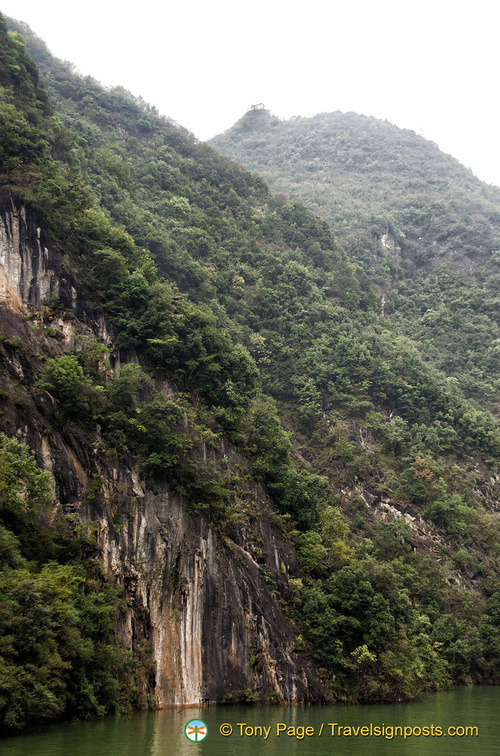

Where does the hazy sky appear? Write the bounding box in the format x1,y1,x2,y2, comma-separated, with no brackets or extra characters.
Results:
2,0,499,186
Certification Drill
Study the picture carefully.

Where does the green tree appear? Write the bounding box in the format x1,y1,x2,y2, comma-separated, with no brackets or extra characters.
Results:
38,355,102,420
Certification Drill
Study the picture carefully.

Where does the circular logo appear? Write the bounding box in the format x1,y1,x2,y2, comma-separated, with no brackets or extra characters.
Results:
185,719,208,742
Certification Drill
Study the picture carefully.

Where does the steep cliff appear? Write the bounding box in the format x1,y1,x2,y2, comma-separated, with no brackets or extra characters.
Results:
0,195,74,311
0,193,321,707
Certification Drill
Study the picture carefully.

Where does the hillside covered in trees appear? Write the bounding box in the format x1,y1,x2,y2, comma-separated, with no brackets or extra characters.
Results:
2,13,500,730
211,109,500,410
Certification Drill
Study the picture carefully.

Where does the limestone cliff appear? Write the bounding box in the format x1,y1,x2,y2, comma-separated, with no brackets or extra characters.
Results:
0,192,322,706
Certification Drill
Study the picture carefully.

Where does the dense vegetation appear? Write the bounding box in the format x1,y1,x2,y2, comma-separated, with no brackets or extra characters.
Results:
2,13,500,727
0,432,147,729
210,109,500,410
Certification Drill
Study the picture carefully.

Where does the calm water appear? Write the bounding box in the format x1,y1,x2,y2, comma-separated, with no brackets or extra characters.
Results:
1,687,497,756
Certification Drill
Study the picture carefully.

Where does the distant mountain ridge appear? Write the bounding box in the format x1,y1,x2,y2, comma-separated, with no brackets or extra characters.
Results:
210,108,500,282
210,109,500,410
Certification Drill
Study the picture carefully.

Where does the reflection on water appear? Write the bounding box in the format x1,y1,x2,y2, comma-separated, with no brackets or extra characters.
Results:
150,708,208,756
1,687,497,756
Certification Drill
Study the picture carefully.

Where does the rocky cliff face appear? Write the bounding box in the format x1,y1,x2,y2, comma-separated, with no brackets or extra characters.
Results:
0,196,76,311
97,483,317,705
0,193,322,706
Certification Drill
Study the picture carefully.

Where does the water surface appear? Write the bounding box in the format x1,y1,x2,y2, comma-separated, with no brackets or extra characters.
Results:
1,686,496,756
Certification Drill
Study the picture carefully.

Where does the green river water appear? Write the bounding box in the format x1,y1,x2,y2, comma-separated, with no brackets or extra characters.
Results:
1,687,497,756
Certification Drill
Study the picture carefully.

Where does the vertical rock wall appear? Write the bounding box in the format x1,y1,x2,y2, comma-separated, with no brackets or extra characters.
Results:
95,489,320,705
0,194,322,705
0,196,67,310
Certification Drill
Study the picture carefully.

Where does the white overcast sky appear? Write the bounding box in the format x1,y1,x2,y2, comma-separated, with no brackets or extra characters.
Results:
2,0,500,186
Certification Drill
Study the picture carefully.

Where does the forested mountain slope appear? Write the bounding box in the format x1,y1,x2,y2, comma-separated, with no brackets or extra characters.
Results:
2,14,500,729
210,109,500,410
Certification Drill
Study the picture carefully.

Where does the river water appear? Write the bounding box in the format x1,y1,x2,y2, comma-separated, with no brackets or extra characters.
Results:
1,686,497,756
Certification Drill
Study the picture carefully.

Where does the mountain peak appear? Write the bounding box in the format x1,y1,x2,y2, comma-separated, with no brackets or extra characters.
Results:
231,105,277,132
